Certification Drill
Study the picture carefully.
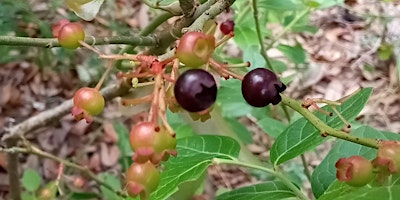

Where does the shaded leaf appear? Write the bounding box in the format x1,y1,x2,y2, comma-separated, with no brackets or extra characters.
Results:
258,0,304,10
270,88,373,166
312,126,400,198
99,173,122,200
114,122,132,171
225,118,253,144
22,169,42,192
257,117,287,138
217,181,296,200
319,180,400,200
277,44,306,64
150,135,240,199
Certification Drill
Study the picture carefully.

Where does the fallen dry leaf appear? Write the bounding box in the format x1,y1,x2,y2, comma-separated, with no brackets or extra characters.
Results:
100,143,120,167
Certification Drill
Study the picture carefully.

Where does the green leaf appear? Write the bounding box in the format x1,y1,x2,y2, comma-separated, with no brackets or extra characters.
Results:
150,135,240,199
270,88,373,166
21,192,35,200
114,122,132,171
277,44,306,64
243,46,266,70
378,44,393,60
319,180,400,200
99,173,122,200
225,118,253,144
69,192,98,199
257,117,287,138
66,0,104,21
311,126,400,198
22,169,42,192
216,79,253,118
216,181,297,200
258,0,304,10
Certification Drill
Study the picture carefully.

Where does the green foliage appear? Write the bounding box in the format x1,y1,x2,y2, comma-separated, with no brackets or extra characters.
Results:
22,169,42,192
318,178,400,200
270,88,373,166
312,126,400,198
99,173,122,200
114,122,133,171
150,135,240,199
216,181,297,200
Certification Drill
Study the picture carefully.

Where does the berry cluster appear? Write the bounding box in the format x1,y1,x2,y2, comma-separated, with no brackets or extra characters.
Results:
335,140,400,186
67,19,287,198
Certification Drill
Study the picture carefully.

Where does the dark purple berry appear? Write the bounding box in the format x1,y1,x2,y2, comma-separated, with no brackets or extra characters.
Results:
220,20,235,35
174,69,217,112
241,68,286,107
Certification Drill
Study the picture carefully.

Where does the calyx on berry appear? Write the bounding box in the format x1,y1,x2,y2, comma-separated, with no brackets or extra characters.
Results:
372,140,400,174
71,87,105,123
126,161,160,199
174,69,217,113
129,122,177,164
175,32,215,68
335,155,374,187
241,68,286,107
57,22,85,49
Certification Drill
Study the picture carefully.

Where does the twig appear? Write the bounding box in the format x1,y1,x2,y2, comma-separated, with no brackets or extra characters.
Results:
1,145,126,198
2,83,129,141
280,94,380,148
6,139,21,200
0,35,157,48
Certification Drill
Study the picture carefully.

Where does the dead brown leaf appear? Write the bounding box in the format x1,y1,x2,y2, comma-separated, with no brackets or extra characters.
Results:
100,143,120,167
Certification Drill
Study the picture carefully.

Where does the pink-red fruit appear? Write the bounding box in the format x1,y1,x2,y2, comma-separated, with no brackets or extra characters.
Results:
126,162,160,198
176,32,215,68
57,22,85,49
335,155,374,187
372,140,400,174
129,122,177,164
72,87,105,123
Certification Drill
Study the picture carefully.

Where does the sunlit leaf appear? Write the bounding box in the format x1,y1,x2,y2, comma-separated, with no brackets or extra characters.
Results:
66,0,104,21
150,135,240,199
217,181,297,200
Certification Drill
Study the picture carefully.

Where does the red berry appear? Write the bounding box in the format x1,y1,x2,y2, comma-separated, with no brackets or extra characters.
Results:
335,155,374,187
58,22,85,49
372,140,400,174
129,122,177,164
71,87,105,123
241,68,286,107
174,69,217,112
126,162,160,198
176,32,215,68
52,19,71,38
220,20,235,35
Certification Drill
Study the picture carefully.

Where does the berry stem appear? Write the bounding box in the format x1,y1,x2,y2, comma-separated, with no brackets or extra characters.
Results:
209,58,243,80
148,74,163,124
215,32,234,47
280,94,379,149
213,158,310,200
95,60,114,91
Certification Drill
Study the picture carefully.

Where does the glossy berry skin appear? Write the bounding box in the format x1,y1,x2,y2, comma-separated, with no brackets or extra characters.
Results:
241,68,286,107
372,140,400,174
176,32,215,68
174,69,217,112
71,87,104,123
220,20,235,35
335,156,374,187
52,19,71,38
58,22,85,49
126,161,160,198
129,122,177,164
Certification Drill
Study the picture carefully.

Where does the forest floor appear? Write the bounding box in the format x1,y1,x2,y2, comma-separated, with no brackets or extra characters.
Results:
0,0,399,199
